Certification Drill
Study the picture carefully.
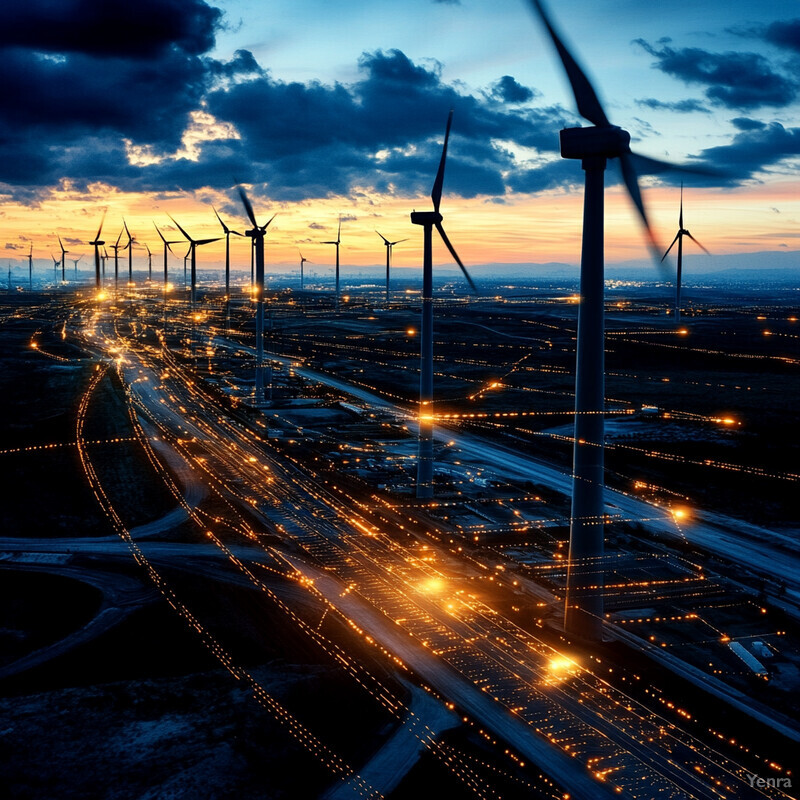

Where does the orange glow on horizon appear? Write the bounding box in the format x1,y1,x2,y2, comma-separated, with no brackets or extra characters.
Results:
1,178,797,273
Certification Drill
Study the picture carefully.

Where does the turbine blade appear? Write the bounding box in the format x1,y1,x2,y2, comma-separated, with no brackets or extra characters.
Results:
123,219,132,240
196,237,222,246
435,222,476,294
95,211,106,242
685,232,710,255
213,206,229,234
628,152,722,178
528,0,610,128
337,216,341,243
679,181,684,229
262,213,276,231
376,230,390,245
661,232,680,262
168,215,194,243
238,186,258,229
390,238,409,246
619,151,661,265
154,222,167,244
431,110,454,213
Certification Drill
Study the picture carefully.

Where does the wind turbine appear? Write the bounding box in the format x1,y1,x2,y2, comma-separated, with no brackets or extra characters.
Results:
528,0,708,640
661,183,710,325
71,254,83,280
168,216,220,307
213,206,243,304
411,110,477,500
58,236,69,283
237,187,276,403
299,251,310,290
89,214,105,292
155,223,180,333
101,247,108,281
321,217,342,309
123,220,136,286
50,253,59,283
108,230,126,296
27,243,33,290
376,231,408,303
145,243,153,282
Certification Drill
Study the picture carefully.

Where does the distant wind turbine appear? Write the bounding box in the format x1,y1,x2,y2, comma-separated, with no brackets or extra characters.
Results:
58,236,69,283
71,254,83,280
661,184,710,325
237,187,276,402
145,243,153,281
411,110,477,500
528,0,711,640
27,243,33,290
155,223,180,332
168,216,220,307
89,213,106,292
109,230,126,295
123,219,136,286
321,217,342,309
213,206,243,304
376,231,408,303
50,253,59,283
299,251,310,290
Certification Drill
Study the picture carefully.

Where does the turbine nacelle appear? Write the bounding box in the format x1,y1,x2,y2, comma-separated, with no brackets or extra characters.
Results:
559,125,631,161
410,210,443,227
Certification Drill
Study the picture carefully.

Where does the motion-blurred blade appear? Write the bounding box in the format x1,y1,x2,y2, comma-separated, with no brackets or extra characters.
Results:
661,232,680,262
685,232,710,255
619,151,660,263
528,0,609,128
435,222,476,294
237,187,258,229
628,153,722,179
431,110,454,213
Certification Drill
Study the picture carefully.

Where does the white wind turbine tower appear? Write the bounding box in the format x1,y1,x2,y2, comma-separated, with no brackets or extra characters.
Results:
410,110,477,499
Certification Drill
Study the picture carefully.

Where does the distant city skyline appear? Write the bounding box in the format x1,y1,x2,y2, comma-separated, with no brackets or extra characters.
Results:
1,0,798,270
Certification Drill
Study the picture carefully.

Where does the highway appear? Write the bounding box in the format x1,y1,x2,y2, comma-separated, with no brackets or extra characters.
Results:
55,302,794,800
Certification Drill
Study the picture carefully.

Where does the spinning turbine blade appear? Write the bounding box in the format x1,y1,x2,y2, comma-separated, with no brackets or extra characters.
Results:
528,0,609,128
168,215,194,243
435,222,476,294
238,187,258,229
94,212,106,242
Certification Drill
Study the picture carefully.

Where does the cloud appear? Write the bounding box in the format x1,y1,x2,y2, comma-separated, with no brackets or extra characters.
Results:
636,98,711,114
634,39,798,109
694,120,800,182
731,19,800,56
0,0,222,57
490,76,536,104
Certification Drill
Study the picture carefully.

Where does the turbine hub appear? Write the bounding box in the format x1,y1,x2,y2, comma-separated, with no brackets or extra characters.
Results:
560,125,630,160
410,210,443,226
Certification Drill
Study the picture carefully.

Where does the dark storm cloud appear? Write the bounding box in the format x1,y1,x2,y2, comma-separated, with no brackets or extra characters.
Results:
634,39,798,109
0,0,227,187
198,49,572,200
0,0,222,57
693,120,800,182
636,98,711,114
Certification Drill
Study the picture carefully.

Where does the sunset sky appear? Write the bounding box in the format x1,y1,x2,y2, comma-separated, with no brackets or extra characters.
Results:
2,0,798,275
